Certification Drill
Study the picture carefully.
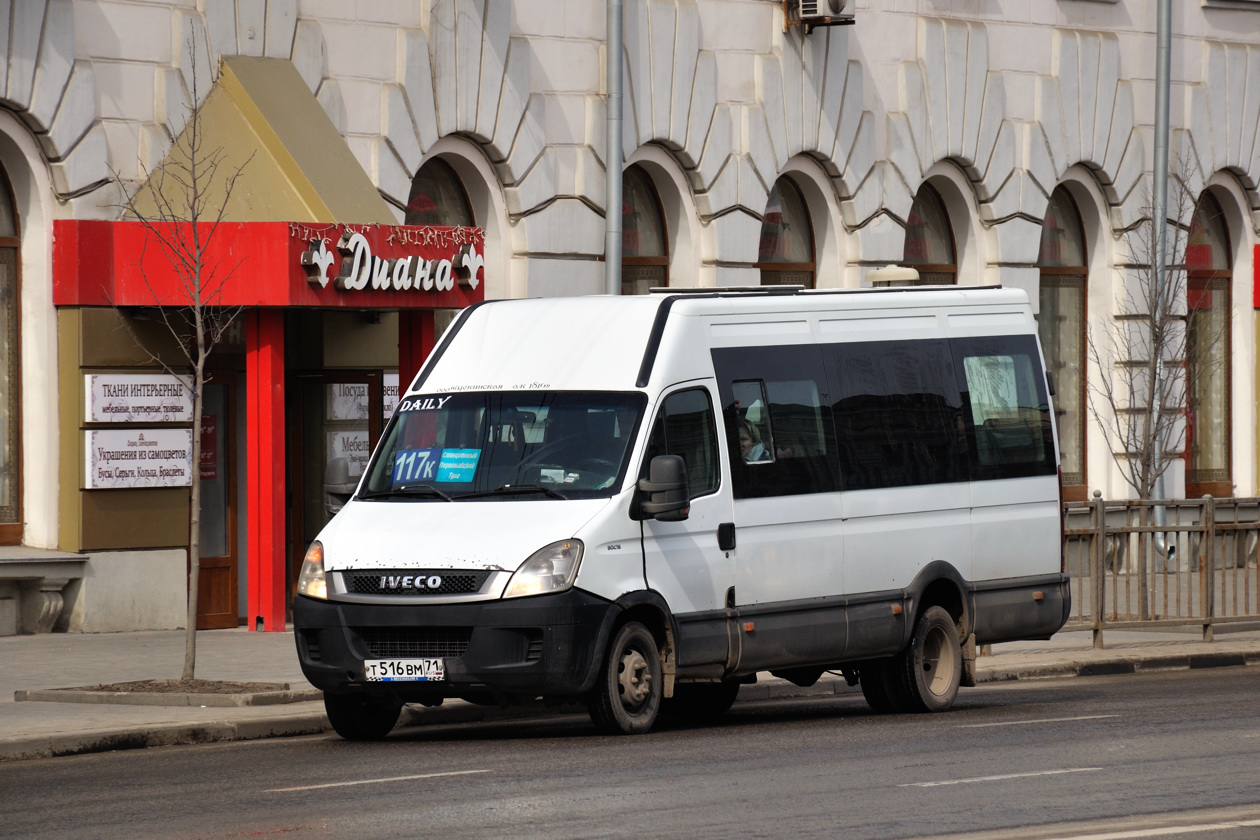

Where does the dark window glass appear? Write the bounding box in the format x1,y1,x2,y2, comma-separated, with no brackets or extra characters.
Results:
713,346,837,498
757,178,815,288
0,181,13,238
1184,193,1231,497
404,159,473,226
362,391,645,500
623,166,666,258
622,165,669,295
952,335,1057,480
0,167,18,538
1037,188,1086,267
825,339,968,490
643,388,719,496
903,184,956,284
1036,186,1088,495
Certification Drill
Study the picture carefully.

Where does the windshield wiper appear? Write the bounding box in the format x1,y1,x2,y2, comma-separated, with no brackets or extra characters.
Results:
458,484,569,501
358,485,452,502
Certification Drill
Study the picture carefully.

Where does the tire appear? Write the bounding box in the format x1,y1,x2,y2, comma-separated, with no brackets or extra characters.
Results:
323,692,403,741
859,659,909,714
587,621,663,735
660,680,740,724
894,606,962,713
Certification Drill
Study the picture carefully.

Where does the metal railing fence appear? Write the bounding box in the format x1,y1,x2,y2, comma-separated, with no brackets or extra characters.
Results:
1062,495,1260,648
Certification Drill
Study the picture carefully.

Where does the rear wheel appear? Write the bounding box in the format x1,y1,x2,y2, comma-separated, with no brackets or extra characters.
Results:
660,680,740,724
587,621,662,735
895,606,962,712
859,659,908,714
323,692,403,741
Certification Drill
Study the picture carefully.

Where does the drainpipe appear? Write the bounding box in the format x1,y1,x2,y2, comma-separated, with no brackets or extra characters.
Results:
1152,0,1173,567
605,0,623,296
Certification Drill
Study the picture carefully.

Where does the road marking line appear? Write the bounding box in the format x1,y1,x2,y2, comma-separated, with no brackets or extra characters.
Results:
266,769,490,793
1039,817,1260,839
899,767,1101,788
958,715,1120,729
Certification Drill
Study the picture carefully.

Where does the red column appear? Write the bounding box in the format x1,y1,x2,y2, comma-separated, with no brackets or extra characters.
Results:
1254,244,1260,309
398,309,437,391
246,310,287,632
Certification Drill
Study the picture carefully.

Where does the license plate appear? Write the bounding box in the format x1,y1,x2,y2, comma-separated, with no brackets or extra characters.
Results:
363,658,445,682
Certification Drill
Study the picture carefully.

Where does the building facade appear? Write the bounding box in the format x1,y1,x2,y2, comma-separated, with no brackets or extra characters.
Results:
0,0,1258,633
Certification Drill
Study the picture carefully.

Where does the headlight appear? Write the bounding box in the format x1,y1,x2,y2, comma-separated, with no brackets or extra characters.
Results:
503,540,583,599
296,541,328,600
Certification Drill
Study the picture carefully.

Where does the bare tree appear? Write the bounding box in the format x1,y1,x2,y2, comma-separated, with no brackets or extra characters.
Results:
1087,158,1227,501
115,40,251,682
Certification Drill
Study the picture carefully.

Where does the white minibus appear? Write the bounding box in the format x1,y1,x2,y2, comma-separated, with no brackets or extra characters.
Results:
294,286,1069,738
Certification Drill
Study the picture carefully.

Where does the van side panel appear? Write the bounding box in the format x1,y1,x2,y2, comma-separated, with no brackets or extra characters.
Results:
840,488,972,593
972,576,1071,643
732,596,848,672
971,477,1061,580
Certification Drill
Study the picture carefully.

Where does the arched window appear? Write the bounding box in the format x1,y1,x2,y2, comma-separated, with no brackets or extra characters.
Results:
902,184,956,285
621,165,668,295
404,159,473,226
1036,187,1088,500
0,167,19,542
757,178,815,288
1185,192,1231,498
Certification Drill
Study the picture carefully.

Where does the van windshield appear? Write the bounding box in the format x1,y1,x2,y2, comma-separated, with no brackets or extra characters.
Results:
359,392,647,501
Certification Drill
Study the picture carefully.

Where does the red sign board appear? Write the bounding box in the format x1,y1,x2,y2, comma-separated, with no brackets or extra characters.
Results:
52,220,486,310
200,414,218,482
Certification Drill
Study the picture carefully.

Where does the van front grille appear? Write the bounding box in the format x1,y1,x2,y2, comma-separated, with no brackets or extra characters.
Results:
343,570,491,596
355,627,472,659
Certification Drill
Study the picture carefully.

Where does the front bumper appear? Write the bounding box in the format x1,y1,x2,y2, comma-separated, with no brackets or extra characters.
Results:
293,589,619,702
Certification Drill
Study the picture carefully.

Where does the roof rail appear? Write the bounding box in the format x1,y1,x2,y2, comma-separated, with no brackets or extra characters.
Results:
649,285,804,295
649,283,1004,298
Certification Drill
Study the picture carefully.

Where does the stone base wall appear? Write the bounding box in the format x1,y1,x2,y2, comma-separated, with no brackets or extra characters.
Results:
65,550,187,633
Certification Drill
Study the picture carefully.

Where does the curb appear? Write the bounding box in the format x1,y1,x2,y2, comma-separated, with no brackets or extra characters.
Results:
14,688,323,708
4,646,1258,761
976,647,1260,682
0,712,331,762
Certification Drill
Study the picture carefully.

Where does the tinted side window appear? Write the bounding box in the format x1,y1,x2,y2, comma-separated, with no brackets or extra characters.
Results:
823,339,968,490
713,345,838,499
643,388,720,496
952,335,1057,480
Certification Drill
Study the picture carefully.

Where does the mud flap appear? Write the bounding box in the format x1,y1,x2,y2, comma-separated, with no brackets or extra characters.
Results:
961,632,977,687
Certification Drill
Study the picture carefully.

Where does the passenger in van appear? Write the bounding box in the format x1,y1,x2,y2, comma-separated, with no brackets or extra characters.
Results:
775,436,805,460
737,419,770,463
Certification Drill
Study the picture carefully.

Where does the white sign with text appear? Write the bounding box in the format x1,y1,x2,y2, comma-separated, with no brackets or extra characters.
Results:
327,430,372,479
85,374,194,424
85,428,194,489
327,383,369,421
384,374,399,420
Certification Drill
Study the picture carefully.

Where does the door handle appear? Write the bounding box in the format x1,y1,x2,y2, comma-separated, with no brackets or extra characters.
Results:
717,522,736,551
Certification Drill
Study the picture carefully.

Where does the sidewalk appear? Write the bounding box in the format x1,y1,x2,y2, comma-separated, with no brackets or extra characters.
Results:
4,624,1260,761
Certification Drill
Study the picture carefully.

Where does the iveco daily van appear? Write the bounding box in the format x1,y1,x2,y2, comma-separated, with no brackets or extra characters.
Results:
294,285,1070,738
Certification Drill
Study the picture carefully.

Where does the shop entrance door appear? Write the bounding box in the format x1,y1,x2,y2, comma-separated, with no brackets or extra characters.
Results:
288,372,383,599
197,376,238,629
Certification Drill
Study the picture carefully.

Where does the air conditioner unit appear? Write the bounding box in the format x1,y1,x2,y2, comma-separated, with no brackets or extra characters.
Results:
799,0,848,21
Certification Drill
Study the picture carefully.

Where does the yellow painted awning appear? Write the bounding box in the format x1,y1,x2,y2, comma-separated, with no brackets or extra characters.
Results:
130,56,396,224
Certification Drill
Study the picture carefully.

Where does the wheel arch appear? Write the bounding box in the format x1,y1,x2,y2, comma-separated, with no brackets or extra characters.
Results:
613,590,679,698
906,561,974,639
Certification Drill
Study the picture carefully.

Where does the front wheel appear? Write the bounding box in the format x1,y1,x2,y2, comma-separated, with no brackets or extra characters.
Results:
896,606,962,712
587,621,663,735
323,692,403,741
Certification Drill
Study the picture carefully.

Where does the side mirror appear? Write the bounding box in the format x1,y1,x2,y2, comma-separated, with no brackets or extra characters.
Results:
638,454,690,522
324,457,356,517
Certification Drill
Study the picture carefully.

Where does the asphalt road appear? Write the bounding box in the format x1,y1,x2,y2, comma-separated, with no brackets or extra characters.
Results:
4,668,1260,840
